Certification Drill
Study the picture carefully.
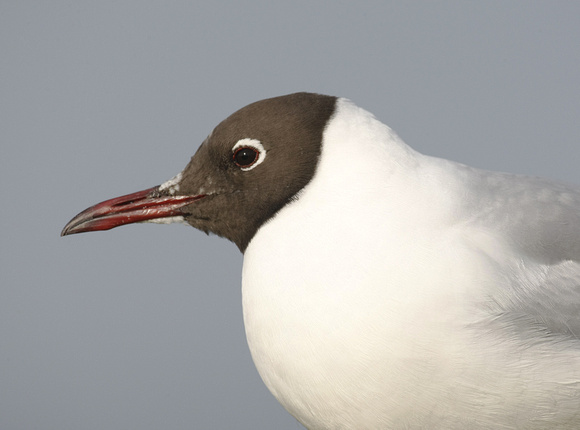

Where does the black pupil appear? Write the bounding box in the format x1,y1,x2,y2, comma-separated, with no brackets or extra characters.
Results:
234,148,258,166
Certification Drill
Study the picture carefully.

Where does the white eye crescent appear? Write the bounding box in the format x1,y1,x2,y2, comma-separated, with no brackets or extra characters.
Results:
232,139,266,171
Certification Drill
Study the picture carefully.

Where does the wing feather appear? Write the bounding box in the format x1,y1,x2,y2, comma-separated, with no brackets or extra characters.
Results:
456,164,580,339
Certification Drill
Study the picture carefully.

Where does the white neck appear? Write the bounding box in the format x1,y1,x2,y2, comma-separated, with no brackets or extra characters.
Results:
240,99,473,428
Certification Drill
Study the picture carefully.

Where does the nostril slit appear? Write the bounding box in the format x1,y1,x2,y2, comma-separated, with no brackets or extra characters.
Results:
114,200,135,207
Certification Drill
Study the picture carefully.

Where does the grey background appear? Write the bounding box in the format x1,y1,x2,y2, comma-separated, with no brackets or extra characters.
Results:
2,2,579,429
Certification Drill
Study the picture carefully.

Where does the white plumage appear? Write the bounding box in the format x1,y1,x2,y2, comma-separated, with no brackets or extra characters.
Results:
242,98,580,429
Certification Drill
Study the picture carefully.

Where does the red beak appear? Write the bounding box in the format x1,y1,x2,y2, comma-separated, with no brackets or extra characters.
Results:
61,186,205,236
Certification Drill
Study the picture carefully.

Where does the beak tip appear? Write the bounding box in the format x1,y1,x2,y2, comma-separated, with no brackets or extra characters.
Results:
60,221,77,237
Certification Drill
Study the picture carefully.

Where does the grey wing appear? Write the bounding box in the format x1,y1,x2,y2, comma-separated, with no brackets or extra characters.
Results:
468,168,580,339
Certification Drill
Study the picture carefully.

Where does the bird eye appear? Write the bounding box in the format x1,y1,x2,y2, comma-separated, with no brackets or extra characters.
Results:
231,138,266,171
233,147,258,167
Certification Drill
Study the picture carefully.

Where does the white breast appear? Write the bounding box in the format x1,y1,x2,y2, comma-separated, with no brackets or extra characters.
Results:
241,99,580,429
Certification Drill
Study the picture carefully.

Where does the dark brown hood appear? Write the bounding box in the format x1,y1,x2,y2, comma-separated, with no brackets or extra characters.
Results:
62,92,337,252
